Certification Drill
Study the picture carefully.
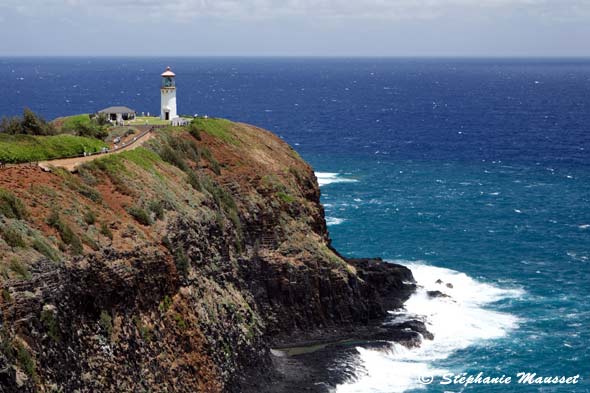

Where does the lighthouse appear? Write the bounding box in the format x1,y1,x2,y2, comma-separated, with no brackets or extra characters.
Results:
160,66,177,121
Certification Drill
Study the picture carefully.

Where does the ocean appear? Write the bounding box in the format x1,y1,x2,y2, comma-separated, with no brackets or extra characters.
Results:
1,57,589,392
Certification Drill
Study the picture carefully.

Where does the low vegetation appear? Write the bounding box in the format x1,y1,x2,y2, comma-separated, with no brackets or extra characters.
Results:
47,211,83,255
0,108,56,136
57,113,109,140
0,134,107,164
191,117,238,145
9,258,31,280
1,226,26,248
0,188,28,219
130,116,170,126
127,205,152,226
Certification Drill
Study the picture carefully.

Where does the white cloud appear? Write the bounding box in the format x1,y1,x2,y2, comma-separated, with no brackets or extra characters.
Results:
3,0,590,20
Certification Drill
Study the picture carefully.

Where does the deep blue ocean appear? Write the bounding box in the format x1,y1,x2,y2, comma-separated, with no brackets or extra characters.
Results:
1,58,589,392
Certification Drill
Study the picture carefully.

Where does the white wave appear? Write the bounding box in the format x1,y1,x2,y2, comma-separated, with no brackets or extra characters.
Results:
316,172,358,187
326,217,345,226
579,224,590,230
336,261,523,393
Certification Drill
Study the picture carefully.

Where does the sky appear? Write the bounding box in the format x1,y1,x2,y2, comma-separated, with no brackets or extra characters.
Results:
1,0,589,57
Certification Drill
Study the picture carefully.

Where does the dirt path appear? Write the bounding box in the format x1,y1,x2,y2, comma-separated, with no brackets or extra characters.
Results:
38,130,155,172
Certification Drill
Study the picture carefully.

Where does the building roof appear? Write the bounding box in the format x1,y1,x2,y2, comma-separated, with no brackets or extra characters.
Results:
98,106,136,114
161,66,176,77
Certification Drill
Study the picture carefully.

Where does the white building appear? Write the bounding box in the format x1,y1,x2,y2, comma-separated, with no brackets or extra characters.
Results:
160,66,178,121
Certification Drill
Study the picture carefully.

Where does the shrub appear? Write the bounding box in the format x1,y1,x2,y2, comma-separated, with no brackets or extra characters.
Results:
148,200,165,221
40,309,60,342
276,191,295,204
173,313,188,330
174,249,189,278
201,148,221,175
188,122,201,140
77,165,98,186
99,310,113,337
60,113,108,140
54,168,102,203
15,341,36,379
81,234,100,251
203,178,237,214
0,189,27,219
159,145,188,172
127,206,152,226
187,171,202,191
99,222,113,240
0,107,56,136
1,227,26,248
32,238,60,262
159,295,172,313
83,209,96,225
9,258,31,280
47,211,83,255
133,316,153,342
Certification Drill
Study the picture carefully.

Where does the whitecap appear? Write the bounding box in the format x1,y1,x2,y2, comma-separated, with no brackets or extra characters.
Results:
578,224,590,230
326,217,345,226
336,261,523,393
316,172,358,187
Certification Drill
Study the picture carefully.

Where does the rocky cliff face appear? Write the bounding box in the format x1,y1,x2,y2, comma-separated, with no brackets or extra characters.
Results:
0,119,418,392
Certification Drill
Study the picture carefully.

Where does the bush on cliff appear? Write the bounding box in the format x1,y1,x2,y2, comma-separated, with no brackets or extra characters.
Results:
47,210,84,255
0,108,56,136
127,205,152,226
0,188,28,219
1,226,26,248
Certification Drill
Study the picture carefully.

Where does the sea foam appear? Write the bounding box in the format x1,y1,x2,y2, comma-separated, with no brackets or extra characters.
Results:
326,217,346,226
316,172,358,186
336,262,524,393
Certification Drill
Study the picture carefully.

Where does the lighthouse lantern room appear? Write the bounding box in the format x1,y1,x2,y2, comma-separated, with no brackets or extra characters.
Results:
160,66,177,121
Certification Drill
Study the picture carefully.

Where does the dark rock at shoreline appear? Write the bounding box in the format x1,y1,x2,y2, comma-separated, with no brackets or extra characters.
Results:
389,320,434,341
248,318,432,393
427,290,451,299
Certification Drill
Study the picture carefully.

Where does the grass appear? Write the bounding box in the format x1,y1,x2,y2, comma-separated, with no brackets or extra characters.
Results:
191,118,238,145
0,134,107,164
59,114,92,131
130,116,171,126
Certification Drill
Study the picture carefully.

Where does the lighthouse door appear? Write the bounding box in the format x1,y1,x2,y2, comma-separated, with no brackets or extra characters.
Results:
165,111,170,121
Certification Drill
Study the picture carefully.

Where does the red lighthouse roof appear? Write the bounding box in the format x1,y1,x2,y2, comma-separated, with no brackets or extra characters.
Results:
161,66,176,77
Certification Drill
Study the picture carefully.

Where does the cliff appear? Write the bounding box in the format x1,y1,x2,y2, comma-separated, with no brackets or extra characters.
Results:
0,119,420,392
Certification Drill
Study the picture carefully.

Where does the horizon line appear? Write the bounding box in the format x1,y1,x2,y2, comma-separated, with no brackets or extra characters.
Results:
1,55,590,60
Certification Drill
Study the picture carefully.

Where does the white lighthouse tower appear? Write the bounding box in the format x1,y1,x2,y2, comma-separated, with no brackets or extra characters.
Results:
160,66,177,121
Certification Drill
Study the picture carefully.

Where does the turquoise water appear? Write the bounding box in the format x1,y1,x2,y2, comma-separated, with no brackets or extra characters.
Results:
313,159,589,392
1,57,589,392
